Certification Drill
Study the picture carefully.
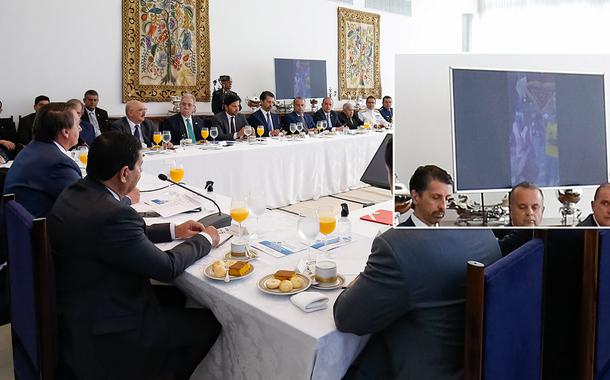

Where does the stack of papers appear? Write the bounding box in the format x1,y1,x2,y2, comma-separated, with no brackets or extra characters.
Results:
251,240,307,258
144,193,203,218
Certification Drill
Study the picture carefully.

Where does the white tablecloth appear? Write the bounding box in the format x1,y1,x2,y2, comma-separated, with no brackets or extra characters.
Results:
136,176,393,379
142,132,388,208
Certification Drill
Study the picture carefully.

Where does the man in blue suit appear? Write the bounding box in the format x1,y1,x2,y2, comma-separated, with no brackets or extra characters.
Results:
4,102,82,217
247,91,281,137
283,97,315,133
313,97,340,130
379,95,393,123
67,99,95,146
160,93,204,145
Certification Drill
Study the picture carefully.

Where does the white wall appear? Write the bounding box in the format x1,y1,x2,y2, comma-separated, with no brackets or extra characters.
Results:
0,0,419,119
394,54,610,219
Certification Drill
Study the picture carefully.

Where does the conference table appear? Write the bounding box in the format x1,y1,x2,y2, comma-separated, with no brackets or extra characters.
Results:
141,131,389,209
136,175,393,380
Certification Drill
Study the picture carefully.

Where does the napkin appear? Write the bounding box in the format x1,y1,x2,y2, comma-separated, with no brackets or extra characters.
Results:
290,292,329,313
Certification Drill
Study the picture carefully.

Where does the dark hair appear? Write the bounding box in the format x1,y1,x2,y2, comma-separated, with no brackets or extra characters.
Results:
409,165,453,194
87,132,141,181
366,96,376,102
594,183,610,200
509,181,544,204
382,96,392,102
33,103,77,143
34,95,50,105
385,136,393,171
223,93,241,106
84,89,99,97
260,91,275,102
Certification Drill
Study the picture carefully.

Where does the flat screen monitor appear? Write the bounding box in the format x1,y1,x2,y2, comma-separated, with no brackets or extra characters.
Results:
274,58,327,100
360,134,392,190
451,67,608,192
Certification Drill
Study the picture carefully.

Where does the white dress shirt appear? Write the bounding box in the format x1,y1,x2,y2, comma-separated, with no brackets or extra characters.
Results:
358,109,390,127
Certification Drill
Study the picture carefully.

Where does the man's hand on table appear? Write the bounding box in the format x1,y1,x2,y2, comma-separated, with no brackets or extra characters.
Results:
175,220,220,246
270,129,281,137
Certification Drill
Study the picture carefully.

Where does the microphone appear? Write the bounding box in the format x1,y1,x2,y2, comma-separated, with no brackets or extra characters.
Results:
157,174,232,228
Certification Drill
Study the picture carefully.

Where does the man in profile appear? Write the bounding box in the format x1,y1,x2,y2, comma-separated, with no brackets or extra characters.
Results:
111,100,158,147
337,102,364,130
211,93,248,141
579,183,610,226
247,91,281,137
160,93,204,145
48,132,221,380
17,94,50,145
379,95,393,123
313,97,340,131
358,96,390,128
67,99,96,146
211,75,240,114
399,165,453,227
81,89,109,135
283,96,315,132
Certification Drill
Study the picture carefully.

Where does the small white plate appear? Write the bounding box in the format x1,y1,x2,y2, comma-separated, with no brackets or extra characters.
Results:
257,273,311,296
224,252,256,262
312,274,346,290
204,262,254,281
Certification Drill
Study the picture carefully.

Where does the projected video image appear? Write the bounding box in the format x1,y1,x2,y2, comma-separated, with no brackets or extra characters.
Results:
294,60,312,98
274,58,327,99
508,73,559,187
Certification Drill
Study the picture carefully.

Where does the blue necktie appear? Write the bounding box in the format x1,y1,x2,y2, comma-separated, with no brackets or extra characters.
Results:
134,124,142,143
266,112,273,131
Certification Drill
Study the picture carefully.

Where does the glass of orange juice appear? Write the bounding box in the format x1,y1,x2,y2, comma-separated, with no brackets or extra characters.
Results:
168,161,185,183
230,198,249,241
318,205,337,249
201,127,209,143
152,131,162,148
77,146,88,166
256,125,265,141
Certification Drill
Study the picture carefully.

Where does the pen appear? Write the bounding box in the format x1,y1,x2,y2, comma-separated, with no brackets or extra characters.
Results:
218,234,233,248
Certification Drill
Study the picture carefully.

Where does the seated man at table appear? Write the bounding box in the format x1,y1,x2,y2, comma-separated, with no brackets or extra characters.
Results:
160,93,205,145
17,94,50,145
359,96,390,128
82,89,109,135
247,90,281,137
313,97,340,131
399,165,453,227
283,96,315,132
337,102,364,130
334,135,502,380
111,100,159,147
4,102,82,217
48,132,221,380
211,93,248,141
67,98,96,146
579,183,610,226
379,95,393,123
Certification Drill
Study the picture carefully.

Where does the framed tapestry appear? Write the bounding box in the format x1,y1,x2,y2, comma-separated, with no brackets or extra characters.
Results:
122,0,211,102
337,7,381,100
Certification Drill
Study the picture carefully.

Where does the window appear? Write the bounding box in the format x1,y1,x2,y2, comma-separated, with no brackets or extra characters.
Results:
480,0,610,12
365,0,411,16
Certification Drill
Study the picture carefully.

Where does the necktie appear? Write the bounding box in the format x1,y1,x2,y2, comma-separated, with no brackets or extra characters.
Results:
300,115,306,128
185,118,196,141
266,112,273,131
326,114,332,129
89,111,101,136
134,124,142,143
230,116,235,134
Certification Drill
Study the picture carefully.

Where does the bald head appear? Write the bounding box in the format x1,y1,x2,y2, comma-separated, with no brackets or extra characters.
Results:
592,183,610,226
126,100,146,124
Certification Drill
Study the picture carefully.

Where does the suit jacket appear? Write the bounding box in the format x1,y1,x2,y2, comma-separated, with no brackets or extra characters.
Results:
283,112,315,131
3,140,82,217
17,112,36,145
48,176,212,379
494,228,533,256
210,112,248,141
159,113,204,145
334,229,501,380
211,89,240,114
247,109,280,137
313,109,340,130
338,111,364,130
577,214,597,227
110,117,157,147
81,107,109,132
379,106,393,123
78,120,96,146
397,216,415,227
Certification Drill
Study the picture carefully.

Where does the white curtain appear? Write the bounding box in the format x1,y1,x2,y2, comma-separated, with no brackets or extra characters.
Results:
365,0,411,16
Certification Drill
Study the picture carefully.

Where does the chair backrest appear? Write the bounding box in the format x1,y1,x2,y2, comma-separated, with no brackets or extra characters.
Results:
0,116,17,142
3,194,56,379
465,238,545,380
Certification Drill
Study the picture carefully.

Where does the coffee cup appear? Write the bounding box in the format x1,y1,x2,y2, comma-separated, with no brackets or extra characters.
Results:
230,242,247,258
315,260,338,284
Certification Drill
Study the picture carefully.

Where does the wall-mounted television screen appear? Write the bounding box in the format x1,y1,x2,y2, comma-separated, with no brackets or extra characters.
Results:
274,58,327,100
451,67,608,192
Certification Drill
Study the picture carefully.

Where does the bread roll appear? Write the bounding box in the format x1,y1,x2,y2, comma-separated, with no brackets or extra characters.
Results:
279,280,294,292
265,278,281,289
290,276,304,289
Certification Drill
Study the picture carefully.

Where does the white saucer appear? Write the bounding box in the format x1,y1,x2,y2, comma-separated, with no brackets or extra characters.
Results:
204,262,254,281
311,274,346,290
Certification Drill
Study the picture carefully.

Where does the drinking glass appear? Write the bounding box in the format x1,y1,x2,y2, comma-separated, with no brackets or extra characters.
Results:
169,161,184,183
230,198,249,242
152,131,162,148
162,130,172,149
248,192,266,239
243,125,253,140
321,120,328,132
318,205,337,249
315,121,322,135
289,123,297,139
296,122,303,137
201,127,209,143
210,126,219,144
256,125,265,141
77,146,88,166
297,208,319,275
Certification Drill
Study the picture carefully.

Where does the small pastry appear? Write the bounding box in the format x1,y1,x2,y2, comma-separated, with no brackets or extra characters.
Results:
274,270,296,281
290,276,303,289
279,280,294,292
265,278,281,289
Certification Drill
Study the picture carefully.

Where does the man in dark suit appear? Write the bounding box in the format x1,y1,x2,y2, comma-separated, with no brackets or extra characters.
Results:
283,97,315,133
379,95,393,123
247,90,281,137
81,89,109,134
67,99,96,146
337,102,364,130
398,165,453,227
313,96,340,131
110,100,158,147
4,102,82,217
160,93,204,145
334,229,502,379
210,93,248,141
48,132,221,380
578,183,610,226
17,94,49,145
0,99,19,162
211,75,240,114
